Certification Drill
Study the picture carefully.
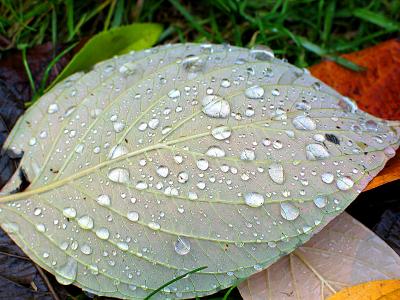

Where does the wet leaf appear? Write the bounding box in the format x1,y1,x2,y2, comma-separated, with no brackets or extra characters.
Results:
239,213,400,300
310,39,400,190
327,279,400,300
0,44,399,299
50,23,163,88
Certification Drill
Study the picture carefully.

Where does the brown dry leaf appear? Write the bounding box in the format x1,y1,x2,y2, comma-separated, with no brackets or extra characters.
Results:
326,280,400,300
238,213,400,300
310,39,400,191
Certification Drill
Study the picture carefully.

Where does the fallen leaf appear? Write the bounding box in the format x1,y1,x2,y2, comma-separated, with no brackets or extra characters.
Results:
310,39,400,190
326,280,400,300
238,213,400,300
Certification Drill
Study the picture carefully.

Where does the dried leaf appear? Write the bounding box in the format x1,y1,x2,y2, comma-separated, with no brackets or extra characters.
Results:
326,280,400,300
310,39,400,190
239,213,400,300
0,43,398,299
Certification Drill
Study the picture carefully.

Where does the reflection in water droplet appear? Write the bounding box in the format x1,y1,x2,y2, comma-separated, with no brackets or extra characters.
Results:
196,158,209,171
202,95,230,118
77,215,94,230
96,194,111,206
107,168,130,183
336,176,354,191
55,257,77,285
250,46,274,60
206,146,225,157
314,196,327,208
280,203,300,220
244,192,264,207
268,163,284,184
292,115,316,131
245,85,264,99
306,144,330,160
174,236,191,255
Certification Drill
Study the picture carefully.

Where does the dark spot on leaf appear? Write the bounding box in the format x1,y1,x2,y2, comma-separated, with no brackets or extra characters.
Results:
18,167,30,192
49,168,59,174
325,133,340,145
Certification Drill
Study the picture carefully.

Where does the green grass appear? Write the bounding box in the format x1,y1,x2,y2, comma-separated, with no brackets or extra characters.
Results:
0,0,399,299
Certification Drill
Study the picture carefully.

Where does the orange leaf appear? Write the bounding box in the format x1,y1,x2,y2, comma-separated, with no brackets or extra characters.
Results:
310,39,400,190
326,280,400,300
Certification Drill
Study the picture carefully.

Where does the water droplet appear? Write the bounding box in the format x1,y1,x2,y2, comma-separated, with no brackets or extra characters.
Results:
138,122,148,131
292,115,316,130
47,103,59,114
148,118,160,129
136,181,148,190
384,146,396,158
314,196,327,208
126,210,139,222
306,144,330,160
33,208,42,216
244,192,264,208
108,145,128,159
321,173,334,184
117,242,129,251
77,215,94,230
29,137,37,146
182,55,204,73
96,194,111,206
112,121,125,133
63,207,76,218
55,257,77,285
156,166,169,178
211,126,232,140
96,227,110,240
280,203,299,220
36,223,46,232
245,85,264,99
196,158,209,171
168,89,180,99
336,176,354,191
271,88,280,96
365,120,378,131
206,146,225,157
250,46,274,60
220,78,231,88
177,171,189,183
174,236,191,255
107,168,130,183
240,149,256,161
202,95,230,118
75,144,84,154
148,222,160,231
268,163,284,184
80,244,92,255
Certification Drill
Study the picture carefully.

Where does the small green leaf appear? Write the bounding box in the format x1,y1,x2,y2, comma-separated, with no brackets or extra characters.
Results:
49,23,162,88
353,9,399,31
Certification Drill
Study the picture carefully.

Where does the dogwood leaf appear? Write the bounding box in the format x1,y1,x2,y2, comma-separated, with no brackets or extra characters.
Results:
0,44,399,299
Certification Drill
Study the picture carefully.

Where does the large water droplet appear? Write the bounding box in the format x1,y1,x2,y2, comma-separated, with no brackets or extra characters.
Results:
206,146,225,158
250,46,274,60
174,236,191,255
108,145,128,159
55,257,77,285
292,115,316,130
268,163,284,184
306,144,330,160
202,95,230,118
63,207,77,218
314,196,327,208
113,121,125,133
321,173,334,184
148,222,161,231
280,203,299,220
196,158,209,171
77,215,94,230
244,192,264,208
107,168,130,183
245,85,264,99
168,89,181,99
80,244,92,255
117,242,129,251
47,103,59,114
96,194,111,206
211,126,232,140
336,176,354,191
220,78,231,88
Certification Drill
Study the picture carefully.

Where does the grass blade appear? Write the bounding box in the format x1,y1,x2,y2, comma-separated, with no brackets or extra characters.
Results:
19,44,36,95
353,8,399,31
143,266,207,300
